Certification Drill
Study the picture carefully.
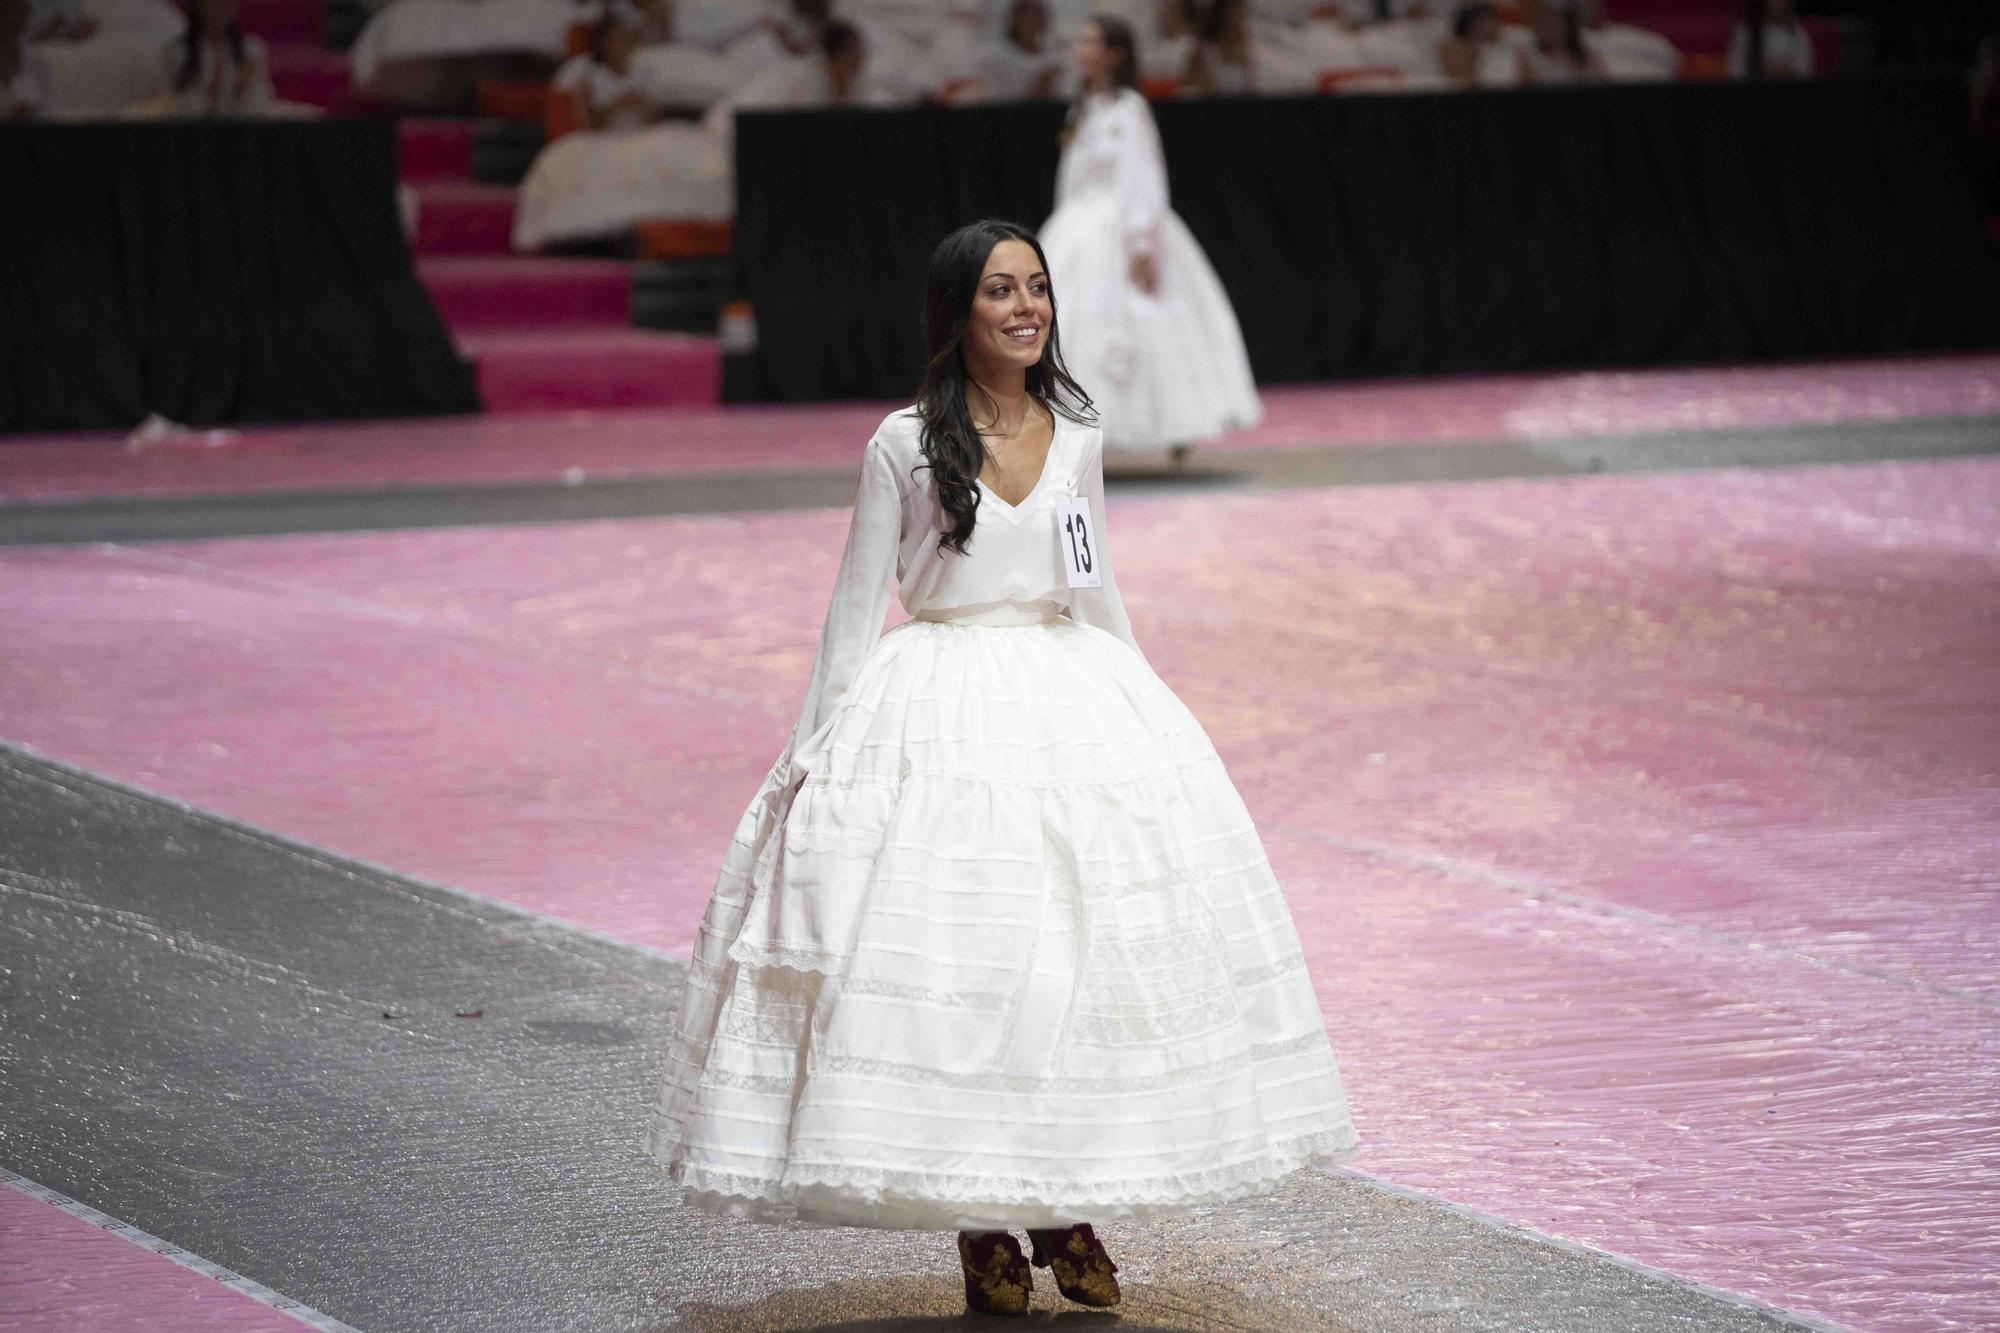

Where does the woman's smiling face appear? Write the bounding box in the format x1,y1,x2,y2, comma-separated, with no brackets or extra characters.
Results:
964,239,1051,375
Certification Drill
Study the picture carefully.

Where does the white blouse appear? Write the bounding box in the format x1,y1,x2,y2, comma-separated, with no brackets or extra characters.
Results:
1056,87,1169,262
781,404,1143,776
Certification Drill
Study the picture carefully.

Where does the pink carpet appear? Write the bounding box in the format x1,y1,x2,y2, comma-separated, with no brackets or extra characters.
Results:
0,1186,306,1332
2,450,1994,1331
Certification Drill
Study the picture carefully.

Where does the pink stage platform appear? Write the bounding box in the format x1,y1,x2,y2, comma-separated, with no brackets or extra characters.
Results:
2,362,1996,1331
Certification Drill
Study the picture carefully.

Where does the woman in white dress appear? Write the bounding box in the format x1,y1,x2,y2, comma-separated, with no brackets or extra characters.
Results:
1036,15,1259,463
645,217,1357,1316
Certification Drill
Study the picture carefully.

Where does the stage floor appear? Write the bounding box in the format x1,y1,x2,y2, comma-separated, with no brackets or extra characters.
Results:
2,359,1996,1331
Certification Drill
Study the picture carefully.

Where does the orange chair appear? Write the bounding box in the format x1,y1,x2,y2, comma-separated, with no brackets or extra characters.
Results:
544,84,584,140
1679,52,1728,80
1139,74,1181,99
1317,66,1404,93
636,220,736,260
475,79,550,121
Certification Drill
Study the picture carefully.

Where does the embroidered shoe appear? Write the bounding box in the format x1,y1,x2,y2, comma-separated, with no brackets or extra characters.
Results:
1026,1222,1122,1307
957,1230,1032,1316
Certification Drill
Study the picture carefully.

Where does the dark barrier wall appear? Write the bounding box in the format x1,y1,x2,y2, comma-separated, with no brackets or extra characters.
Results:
731,75,2000,402
2,121,479,432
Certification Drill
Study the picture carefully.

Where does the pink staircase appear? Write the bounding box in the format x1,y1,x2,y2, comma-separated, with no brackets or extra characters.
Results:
409,184,520,257
395,122,721,413
233,0,720,415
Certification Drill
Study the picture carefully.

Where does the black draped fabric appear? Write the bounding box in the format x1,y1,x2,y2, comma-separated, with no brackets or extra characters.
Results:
2,120,479,432
730,75,2000,402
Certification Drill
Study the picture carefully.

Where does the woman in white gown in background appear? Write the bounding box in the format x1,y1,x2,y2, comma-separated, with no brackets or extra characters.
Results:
1036,14,1260,463
645,217,1356,1316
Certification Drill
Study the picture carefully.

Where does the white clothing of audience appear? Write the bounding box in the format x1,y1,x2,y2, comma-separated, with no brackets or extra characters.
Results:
1582,22,1676,80
965,35,1059,99
3,46,50,116
348,0,576,91
1727,21,1812,78
514,44,905,251
23,0,182,117
141,31,275,113
1139,30,1192,79
557,49,656,127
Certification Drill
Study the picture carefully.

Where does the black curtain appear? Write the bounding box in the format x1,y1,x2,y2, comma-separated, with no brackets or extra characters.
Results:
2,120,479,432
730,75,2000,402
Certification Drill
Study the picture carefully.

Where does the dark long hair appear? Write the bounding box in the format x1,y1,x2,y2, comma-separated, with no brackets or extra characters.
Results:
175,0,247,92
913,219,1096,556
1061,14,1139,143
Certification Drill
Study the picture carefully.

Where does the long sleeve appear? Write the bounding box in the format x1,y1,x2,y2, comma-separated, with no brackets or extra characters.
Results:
1115,92,1169,263
1066,427,1148,665
781,435,903,777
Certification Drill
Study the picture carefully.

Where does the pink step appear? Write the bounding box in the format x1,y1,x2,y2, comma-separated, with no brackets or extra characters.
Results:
236,0,321,43
417,256,630,330
458,328,720,411
411,183,517,257
267,45,349,109
399,118,475,183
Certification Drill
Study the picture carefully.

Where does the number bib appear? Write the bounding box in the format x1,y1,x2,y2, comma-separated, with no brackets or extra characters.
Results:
1058,495,1102,588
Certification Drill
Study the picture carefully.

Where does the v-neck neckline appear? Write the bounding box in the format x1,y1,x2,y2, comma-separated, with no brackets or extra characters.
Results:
977,413,1063,520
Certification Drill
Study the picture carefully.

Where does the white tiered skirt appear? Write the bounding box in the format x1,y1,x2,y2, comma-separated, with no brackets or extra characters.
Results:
645,610,1357,1231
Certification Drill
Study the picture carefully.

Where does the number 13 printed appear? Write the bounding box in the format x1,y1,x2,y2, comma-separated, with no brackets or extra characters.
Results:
1059,496,1102,588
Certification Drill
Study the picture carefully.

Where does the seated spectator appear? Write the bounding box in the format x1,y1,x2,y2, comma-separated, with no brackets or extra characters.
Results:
29,0,94,41
1435,2,1516,88
513,19,899,252
723,0,828,73
1728,0,1811,79
957,0,1062,102
348,0,577,109
21,0,184,117
561,2,660,128
128,0,277,114
1139,0,1196,81
627,0,748,108
1518,0,1602,83
1571,0,1675,82
1185,0,1255,93
2,0,51,115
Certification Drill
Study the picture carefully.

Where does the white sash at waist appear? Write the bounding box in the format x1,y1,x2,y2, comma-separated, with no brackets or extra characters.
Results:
913,601,1064,627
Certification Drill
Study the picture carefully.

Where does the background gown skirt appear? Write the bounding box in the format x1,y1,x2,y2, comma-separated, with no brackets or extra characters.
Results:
645,612,1358,1231
1036,196,1263,454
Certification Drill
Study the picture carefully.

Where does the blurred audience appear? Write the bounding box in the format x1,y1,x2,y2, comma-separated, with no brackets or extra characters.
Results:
1728,0,1812,79
513,16,899,250
3,0,50,116
1519,0,1604,84
1184,0,1252,92
984,0,1062,99
1572,0,1675,82
559,1,660,128
1436,3,1519,88
127,0,274,113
